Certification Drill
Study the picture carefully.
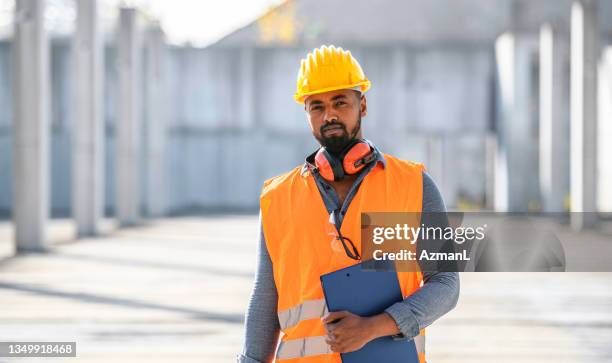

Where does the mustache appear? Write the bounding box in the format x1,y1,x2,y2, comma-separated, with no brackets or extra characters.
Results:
320,122,347,133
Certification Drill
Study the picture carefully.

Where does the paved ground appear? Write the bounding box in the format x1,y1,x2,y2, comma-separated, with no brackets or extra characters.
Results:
0,216,611,363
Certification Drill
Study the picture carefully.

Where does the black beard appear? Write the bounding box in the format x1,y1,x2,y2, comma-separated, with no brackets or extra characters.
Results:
316,116,362,156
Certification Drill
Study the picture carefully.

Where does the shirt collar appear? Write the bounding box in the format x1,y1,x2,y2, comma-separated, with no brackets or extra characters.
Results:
300,139,386,177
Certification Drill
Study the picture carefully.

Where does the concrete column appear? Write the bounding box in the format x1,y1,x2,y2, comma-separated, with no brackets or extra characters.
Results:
484,133,497,210
12,0,49,252
598,47,612,212
570,0,599,229
72,0,104,236
539,24,570,212
494,32,540,212
144,23,166,218
237,47,255,129
426,135,446,202
116,8,142,226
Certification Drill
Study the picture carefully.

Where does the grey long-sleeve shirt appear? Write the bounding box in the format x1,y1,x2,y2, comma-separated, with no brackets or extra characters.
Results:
238,149,460,363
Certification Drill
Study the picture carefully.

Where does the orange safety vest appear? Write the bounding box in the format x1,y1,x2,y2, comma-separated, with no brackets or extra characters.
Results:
260,153,427,363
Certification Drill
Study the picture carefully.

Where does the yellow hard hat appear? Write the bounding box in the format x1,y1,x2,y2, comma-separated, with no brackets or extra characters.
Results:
294,45,371,104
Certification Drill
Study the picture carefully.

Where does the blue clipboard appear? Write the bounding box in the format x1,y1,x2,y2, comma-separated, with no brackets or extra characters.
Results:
320,261,419,363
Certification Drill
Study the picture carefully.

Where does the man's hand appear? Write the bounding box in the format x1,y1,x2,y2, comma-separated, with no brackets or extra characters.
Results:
322,310,400,353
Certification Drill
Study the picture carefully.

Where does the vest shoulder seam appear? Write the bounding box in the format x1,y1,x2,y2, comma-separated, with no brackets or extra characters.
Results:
261,165,303,198
383,153,425,173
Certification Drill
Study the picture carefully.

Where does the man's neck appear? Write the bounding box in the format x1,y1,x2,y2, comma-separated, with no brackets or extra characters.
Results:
329,173,359,206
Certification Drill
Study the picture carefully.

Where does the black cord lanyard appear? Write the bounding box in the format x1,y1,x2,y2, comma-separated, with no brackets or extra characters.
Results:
330,208,361,261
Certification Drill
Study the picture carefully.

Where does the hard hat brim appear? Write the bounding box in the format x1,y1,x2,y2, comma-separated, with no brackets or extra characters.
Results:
294,80,371,104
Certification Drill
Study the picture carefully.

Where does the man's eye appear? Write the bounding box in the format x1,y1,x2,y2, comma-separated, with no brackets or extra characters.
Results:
335,101,346,106
311,106,323,112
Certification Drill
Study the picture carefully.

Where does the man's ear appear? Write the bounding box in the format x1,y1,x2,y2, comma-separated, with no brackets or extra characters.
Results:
360,95,367,117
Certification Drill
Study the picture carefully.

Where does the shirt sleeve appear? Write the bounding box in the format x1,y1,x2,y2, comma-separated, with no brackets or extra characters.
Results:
236,211,281,363
383,171,461,340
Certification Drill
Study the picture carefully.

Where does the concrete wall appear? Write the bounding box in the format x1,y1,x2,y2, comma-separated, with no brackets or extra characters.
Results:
0,41,493,216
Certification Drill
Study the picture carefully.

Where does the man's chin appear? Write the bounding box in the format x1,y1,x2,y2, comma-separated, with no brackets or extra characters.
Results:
321,136,351,155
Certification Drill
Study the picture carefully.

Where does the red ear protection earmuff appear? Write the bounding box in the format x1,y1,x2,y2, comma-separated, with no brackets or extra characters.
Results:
314,139,376,181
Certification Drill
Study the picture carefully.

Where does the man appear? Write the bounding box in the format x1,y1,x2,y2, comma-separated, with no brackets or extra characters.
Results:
237,45,459,363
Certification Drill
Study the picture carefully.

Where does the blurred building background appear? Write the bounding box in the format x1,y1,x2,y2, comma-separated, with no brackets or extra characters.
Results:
0,0,610,221
0,1,612,362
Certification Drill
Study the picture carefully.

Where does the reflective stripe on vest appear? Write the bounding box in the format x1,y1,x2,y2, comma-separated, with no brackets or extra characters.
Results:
277,333,425,360
414,334,425,354
277,336,332,360
278,299,328,330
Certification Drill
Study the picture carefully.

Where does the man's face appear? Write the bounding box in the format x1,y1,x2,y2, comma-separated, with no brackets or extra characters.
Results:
304,89,367,155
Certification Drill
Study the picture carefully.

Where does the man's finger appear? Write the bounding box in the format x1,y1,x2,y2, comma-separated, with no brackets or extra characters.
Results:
329,343,343,353
322,310,350,324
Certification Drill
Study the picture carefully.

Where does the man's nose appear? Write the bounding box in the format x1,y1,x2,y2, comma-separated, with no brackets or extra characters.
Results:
324,110,339,123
